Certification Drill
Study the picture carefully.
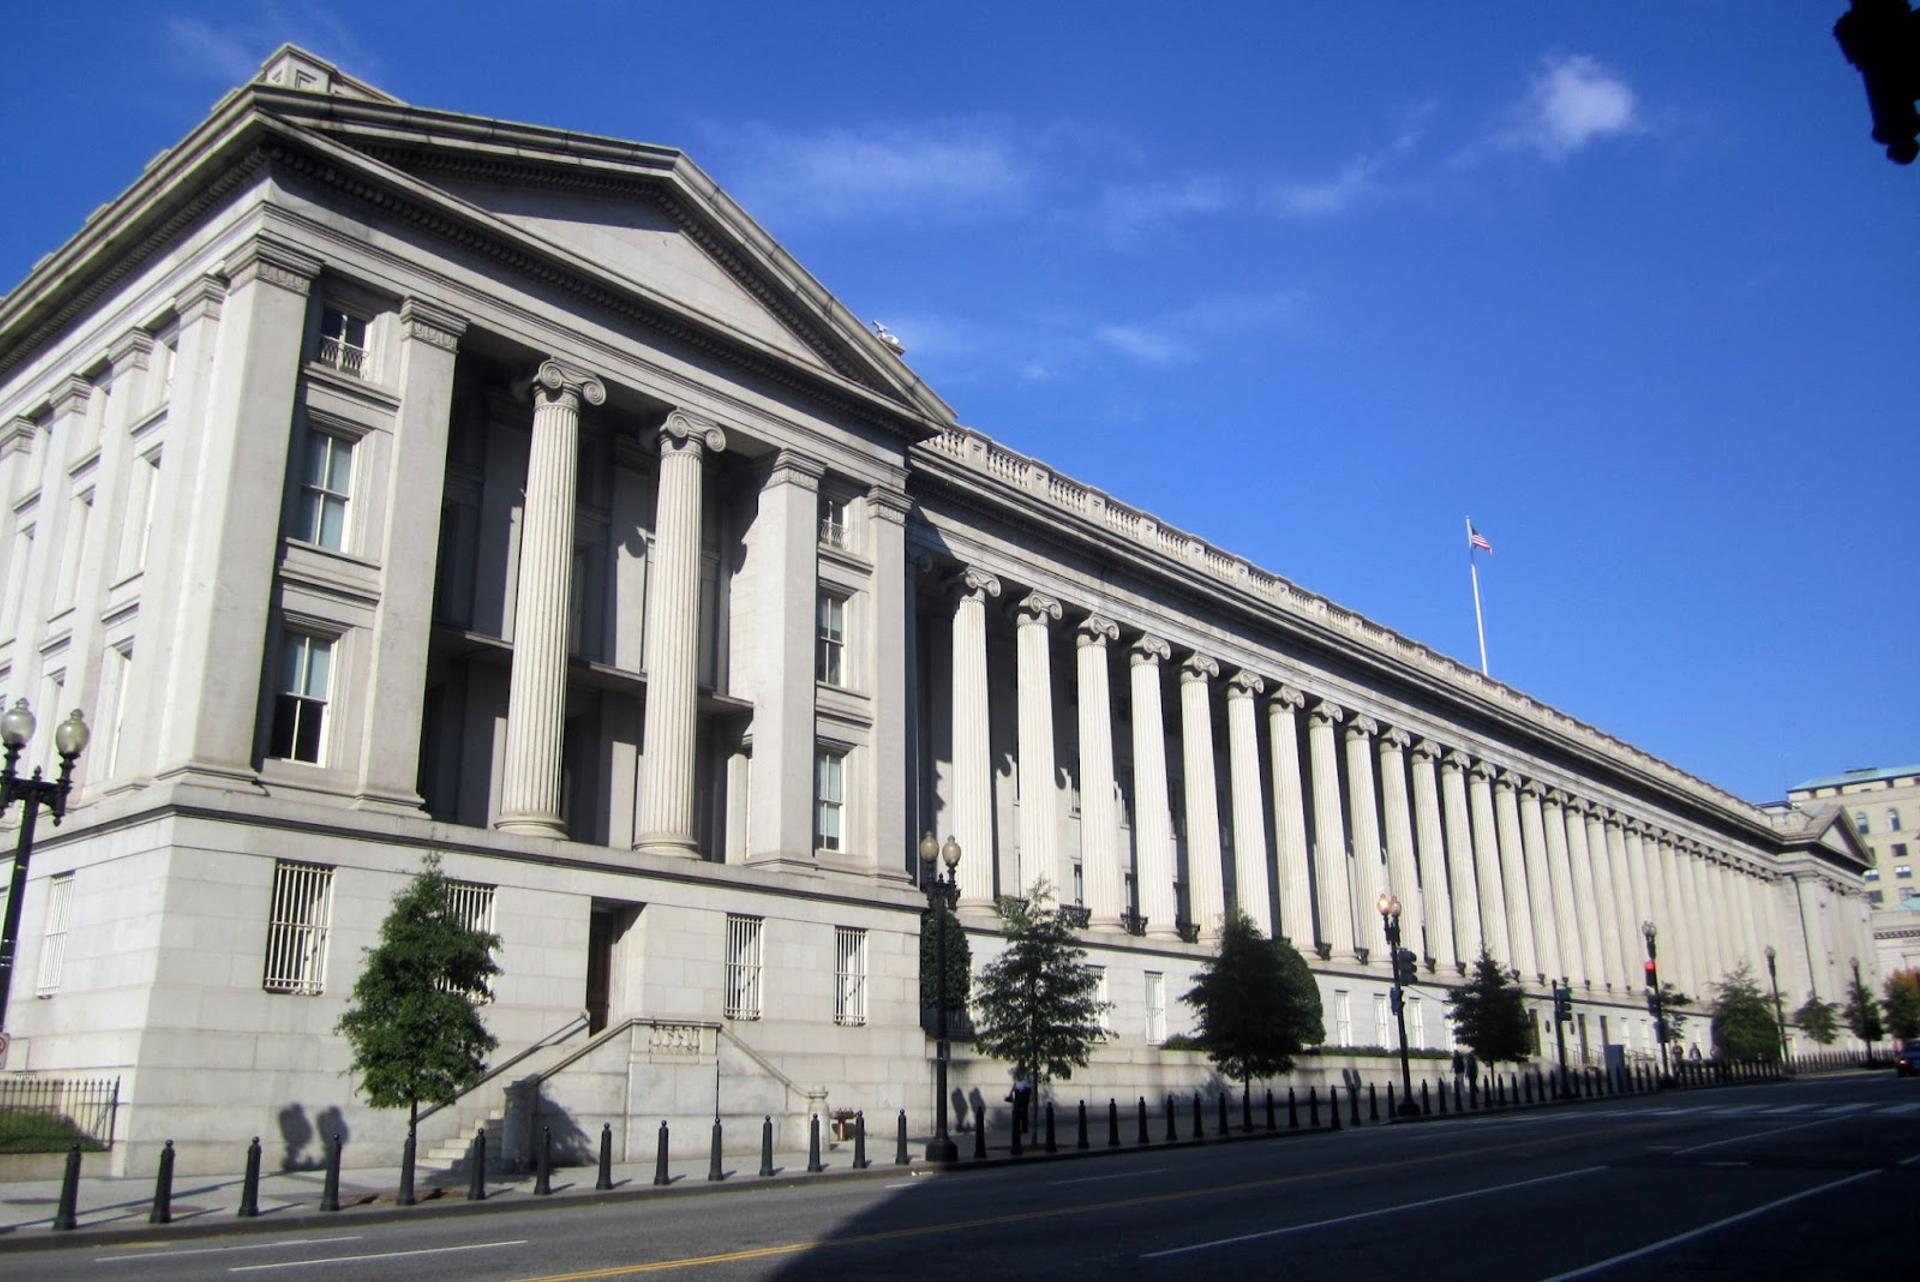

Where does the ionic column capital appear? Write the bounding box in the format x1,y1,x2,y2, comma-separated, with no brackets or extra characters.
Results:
399,298,468,351
1076,613,1120,647
1466,757,1494,782
1441,747,1471,773
1227,669,1264,698
1493,768,1520,793
535,359,608,411
1129,633,1171,666
1308,698,1345,728
1270,684,1306,712
1411,737,1445,763
1544,789,1572,810
1519,777,1545,799
1379,726,1412,752
1622,816,1645,836
1179,652,1220,683
658,407,724,455
1601,807,1624,829
951,567,1002,603
1013,591,1063,626
1344,714,1379,741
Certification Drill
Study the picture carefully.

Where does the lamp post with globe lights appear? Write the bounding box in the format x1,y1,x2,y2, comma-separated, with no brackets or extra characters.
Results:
1376,892,1420,1117
1764,944,1790,1068
0,700,89,1051
919,833,963,1162
1643,921,1671,1085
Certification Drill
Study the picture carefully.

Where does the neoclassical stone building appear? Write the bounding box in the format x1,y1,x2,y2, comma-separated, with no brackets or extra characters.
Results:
0,48,1875,1175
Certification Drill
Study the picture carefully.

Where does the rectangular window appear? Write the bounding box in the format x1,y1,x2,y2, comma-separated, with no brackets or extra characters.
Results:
117,450,161,579
1894,843,1909,862
35,873,75,996
441,879,497,998
1145,971,1166,1046
55,490,92,612
834,926,867,1027
317,307,369,378
1408,996,1425,1049
1072,862,1084,905
262,860,334,995
1,522,32,638
818,495,848,550
724,914,764,1020
1898,866,1912,879
153,334,178,408
270,632,333,763
1091,965,1110,1035
815,591,846,686
1374,993,1391,1047
296,431,353,550
1334,990,1352,1045
101,642,134,778
815,748,845,852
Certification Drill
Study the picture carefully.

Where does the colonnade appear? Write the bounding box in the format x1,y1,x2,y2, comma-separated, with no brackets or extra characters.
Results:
941,568,1787,995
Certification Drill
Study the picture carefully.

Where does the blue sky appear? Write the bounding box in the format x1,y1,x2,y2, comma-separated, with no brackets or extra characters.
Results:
3,3,1914,803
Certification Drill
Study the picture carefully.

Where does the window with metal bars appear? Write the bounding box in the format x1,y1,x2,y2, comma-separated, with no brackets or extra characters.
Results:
263,861,335,995
1145,971,1166,1045
724,914,763,1020
35,873,75,996
833,926,867,1026
439,878,497,999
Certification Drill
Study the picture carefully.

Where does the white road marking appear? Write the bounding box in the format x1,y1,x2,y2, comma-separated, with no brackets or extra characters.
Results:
1879,1102,1920,1115
1819,1103,1871,1114
1139,1166,1607,1258
1051,1167,1166,1185
1530,1169,1881,1282
227,1240,528,1272
98,1238,364,1263
1674,1116,1848,1155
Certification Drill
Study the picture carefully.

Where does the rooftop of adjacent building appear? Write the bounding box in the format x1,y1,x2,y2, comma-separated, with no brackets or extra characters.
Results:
1787,764,1920,795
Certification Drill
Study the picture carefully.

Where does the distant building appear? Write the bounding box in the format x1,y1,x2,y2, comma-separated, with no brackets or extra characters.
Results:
1787,765,1920,909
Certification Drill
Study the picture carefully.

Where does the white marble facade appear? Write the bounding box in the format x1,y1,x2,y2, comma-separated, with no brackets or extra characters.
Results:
0,48,1877,1175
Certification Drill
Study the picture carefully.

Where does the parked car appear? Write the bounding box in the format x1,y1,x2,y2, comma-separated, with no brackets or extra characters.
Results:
1895,1039,1920,1077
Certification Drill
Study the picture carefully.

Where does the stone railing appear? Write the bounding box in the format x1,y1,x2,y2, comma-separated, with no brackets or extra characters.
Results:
919,424,1769,833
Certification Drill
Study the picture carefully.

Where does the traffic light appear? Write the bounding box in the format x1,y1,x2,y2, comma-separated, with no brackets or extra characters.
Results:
1391,987,1405,1015
1393,947,1419,987
1553,986,1573,1025
1643,959,1657,986
1646,990,1662,1017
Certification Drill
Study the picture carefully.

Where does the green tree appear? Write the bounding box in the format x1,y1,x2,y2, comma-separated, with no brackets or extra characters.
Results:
1794,993,1841,1046
336,855,501,1132
1882,969,1920,1041
1657,985,1693,1045
1183,913,1324,1109
918,906,972,1013
1845,966,1885,1053
1708,965,1780,1060
971,881,1109,1093
1446,949,1532,1064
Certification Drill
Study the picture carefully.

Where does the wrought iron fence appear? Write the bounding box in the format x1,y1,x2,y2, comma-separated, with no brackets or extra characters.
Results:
0,1076,120,1152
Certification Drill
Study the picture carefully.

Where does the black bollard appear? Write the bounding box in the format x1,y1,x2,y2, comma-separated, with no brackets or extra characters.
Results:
895,1110,909,1167
708,1117,725,1181
1242,1086,1252,1134
598,1123,616,1190
1524,1074,1533,1105
1350,1084,1361,1127
239,1136,263,1217
1077,1100,1089,1151
1289,1087,1299,1130
1369,1083,1380,1123
1166,1093,1178,1142
1421,1079,1431,1115
1108,1098,1120,1148
1469,1080,1478,1110
1011,1103,1023,1158
398,1121,417,1207
975,1100,988,1159
1045,1101,1058,1153
149,1139,175,1224
1330,1086,1342,1131
1218,1091,1229,1137
1193,1092,1205,1142
320,1132,343,1212
807,1115,825,1173
470,1127,489,1201
1435,1079,1445,1115
853,1112,868,1170
1138,1097,1149,1145
1309,1086,1320,1128
52,1144,81,1231
1455,1078,1463,1112
1266,1088,1276,1132
1387,1083,1396,1118
537,1124,555,1195
655,1121,671,1186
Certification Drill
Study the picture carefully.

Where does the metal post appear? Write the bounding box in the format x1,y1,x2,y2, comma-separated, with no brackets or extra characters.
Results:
1218,1091,1229,1136
1309,1086,1319,1127
974,1100,987,1159
1766,948,1789,1070
1137,1096,1149,1145
537,1124,554,1194
1330,1085,1342,1131
1192,1092,1204,1142
853,1111,868,1170
925,847,960,1163
1265,1088,1276,1132
319,1133,342,1212
1369,1083,1379,1123
1108,1098,1120,1148
470,1127,489,1201
238,1137,262,1217
52,1144,81,1231
1045,1101,1057,1153
0,721,85,1047
807,1114,825,1172
1166,1093,1178,1142
599,1123,616,1190
895,1110,909,1167
707,1117,724,1182
1349,1083,1361,1127
1076,1099,1089,1150
1289,1087,1299,1130
148,1139,175,1224
654,1121,671,1186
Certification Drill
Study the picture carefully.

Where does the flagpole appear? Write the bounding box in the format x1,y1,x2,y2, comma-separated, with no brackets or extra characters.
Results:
1466,515,1488,676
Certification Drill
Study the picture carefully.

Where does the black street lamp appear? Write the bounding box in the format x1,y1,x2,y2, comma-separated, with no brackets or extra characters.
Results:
1764,944,1789,1068
1642,920,1671,1085
920,832,963,1162
1376,893,1419,1118
0,701,89,1048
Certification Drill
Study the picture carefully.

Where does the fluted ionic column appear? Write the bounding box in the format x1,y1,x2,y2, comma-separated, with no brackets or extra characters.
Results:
1013,592,1063,898
499,360,606,836
1737,867,1766,974
634,410,726,855
1307,700,1355,960
1225,671,1272,934
1342,717,1385,958
1410,740,1457,972
1677,844,1714,991
1378,729,1423,960
1723,861,1754,974
1701,852,1732,984
1492,772,1537,980
1178,654,1225,939
949,569,1001,905
1597,810,1640,980
1129,635,1178,940
1518,780,1561,983
1075,614,1124,929
1571,800,1625,990
1610,812,1647,936
1267,686,1314,948
1796,874,1831,998
1653,833,1693,995
1629,823,1672,980
1440,751,1484,961
1539,790,1583,988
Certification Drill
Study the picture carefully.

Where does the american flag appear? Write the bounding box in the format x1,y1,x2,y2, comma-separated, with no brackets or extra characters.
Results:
1468,524,1493,554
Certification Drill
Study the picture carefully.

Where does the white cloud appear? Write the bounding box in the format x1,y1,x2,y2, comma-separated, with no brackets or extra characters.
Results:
1096,177,1232,247
1095,290,1306,367
1267,107,1430,217
1522,54,1637,157
1094,324,1190,365
158,4,385,87
161,16,260,83
710,122,1031,225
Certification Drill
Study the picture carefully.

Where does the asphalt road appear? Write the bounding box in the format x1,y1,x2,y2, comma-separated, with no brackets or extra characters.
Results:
20,1071,1918,1281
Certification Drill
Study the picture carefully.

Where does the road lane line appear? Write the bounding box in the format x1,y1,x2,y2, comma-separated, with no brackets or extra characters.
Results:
96,1238,365,1263
509,1129,1655,1281
1530,1169,1881,1281
1674,1115,1848,1155
1819,1103,1871,1114
1137,1166,1608,1259
227,1239,528,1272
1051,1167,1166,1185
